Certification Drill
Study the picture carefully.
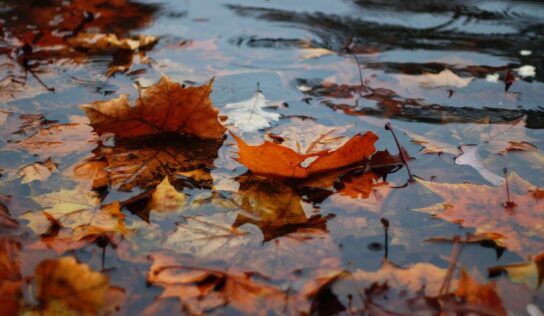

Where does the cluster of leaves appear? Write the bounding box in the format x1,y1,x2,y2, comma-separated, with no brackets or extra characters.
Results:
0,1,543,315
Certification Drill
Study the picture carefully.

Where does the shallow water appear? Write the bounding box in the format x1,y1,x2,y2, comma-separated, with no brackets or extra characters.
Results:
1,0,543,314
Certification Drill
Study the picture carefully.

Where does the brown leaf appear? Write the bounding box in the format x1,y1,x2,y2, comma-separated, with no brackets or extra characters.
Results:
147,253,292,315
67,33,158,52
230,175,332,241
85,136,222,191
81,75,226,140
415,173,544,256
231,131,377,178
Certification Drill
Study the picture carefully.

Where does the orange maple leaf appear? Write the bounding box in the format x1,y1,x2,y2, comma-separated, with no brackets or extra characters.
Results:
81,75,226,140
230,131,378,178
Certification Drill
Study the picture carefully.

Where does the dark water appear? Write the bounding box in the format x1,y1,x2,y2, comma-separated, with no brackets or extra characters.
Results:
0,0,543,314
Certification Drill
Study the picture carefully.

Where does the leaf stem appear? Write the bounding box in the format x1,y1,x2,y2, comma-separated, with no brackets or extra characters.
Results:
385,122,414,182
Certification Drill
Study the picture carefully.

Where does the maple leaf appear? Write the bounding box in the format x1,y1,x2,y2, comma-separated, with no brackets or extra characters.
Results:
9,122,98,159
231,131,377,178
415,173,544,256
74,136,222,191
147,253,292,315
488,252,544,289
26,186,129,242
16,158,57,184
224,88,280,132
264,117,352,155
81,75,226,140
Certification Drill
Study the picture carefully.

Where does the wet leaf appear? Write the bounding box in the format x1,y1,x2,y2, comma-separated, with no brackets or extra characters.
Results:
81,136,222,191
67,33,158,52
31,257,110,315
29,186,128,242
16,158,57,184
81,75,226,140
454,268,507,316
230,175,331,241
148,177,187,213
224,89,280,132
147,253,292,315
9,123,98,159
231,131,378,178
415,173,544,256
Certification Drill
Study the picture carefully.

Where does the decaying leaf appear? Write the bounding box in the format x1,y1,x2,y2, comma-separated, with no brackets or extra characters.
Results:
397,68,473,89
231,131,377,178
16,158,57,184
224,89,280,132
489,252,544,289
415,173,544,256
81,75,226,140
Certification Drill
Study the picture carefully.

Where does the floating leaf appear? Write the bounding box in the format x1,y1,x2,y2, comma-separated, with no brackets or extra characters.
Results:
224,89,280,132
231,131,377,178
81,75,226,140
16,158,57,184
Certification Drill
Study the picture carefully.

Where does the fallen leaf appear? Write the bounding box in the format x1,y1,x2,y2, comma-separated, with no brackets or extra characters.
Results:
81,75,226,140
454,268,507,316
488,252,544,289
147,253,291,315
415,173,544,256
30,186,128,241
230,175,331,241
299,47,335,60
224,89,280,132
10,123,98,159
32,257,110,315
163,213,251,262
69,158,109,190
454,145,503,185
264,117,352,155
231,131,378,178
148,177,187,213
67,33,158,52
16,158,57,184
82,136,222,191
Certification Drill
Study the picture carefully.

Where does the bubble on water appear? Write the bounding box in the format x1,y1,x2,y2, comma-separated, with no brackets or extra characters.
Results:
517,65,536,78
